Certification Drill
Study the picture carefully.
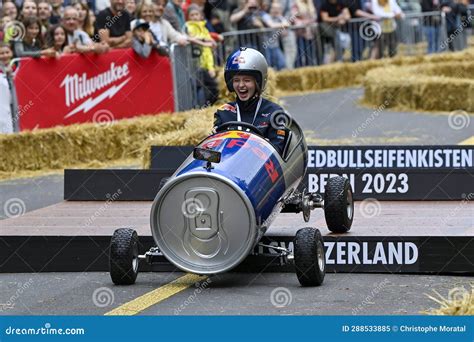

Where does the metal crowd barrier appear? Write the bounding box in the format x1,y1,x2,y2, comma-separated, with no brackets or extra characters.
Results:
215,10,473,68
3,8,473,133
169,44,200,112
217,23,323,68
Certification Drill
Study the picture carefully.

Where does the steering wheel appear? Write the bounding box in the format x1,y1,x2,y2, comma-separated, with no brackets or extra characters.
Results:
215,121,262,136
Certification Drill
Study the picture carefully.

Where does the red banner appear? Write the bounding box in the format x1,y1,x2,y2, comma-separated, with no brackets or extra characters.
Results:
14,49,174,130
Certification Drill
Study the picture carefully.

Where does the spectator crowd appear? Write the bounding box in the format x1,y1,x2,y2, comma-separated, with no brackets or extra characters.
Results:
0,0,473,105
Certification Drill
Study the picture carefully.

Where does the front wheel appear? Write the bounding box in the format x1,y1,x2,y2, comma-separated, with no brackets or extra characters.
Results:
294,227,325,287
109,228,139,285
324,176,354,233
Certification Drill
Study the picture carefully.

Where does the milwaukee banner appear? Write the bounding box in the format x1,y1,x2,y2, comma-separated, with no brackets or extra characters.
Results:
13,49,174,130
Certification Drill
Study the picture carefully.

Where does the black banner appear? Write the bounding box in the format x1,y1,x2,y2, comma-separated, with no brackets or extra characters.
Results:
64,169,170,201
248,236,474,273
306,145,473,169
150,145,474,170
302,169,473,200
64,145,473,201
64,168,473,201
2,235,472,274
150,146,193,170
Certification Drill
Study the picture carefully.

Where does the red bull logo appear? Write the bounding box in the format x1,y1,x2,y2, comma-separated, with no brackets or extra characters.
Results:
221,133,280,183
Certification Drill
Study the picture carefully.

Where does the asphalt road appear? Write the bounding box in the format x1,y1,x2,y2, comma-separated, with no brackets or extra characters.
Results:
0,175,63,220
0,272,471,315
282,88,473,145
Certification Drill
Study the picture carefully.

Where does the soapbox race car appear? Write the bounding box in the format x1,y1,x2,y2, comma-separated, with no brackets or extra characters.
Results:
109,118,354,287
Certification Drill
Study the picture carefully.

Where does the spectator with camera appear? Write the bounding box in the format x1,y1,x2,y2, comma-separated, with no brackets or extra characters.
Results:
230,0,272,50
95,0,132,48
230,0,266,31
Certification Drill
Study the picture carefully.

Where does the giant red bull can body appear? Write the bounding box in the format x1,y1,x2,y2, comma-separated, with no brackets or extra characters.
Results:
150,130,307,274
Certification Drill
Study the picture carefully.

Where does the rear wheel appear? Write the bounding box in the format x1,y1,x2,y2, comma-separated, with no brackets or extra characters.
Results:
109,228,139,285
324,176,354,233
294,227,325,287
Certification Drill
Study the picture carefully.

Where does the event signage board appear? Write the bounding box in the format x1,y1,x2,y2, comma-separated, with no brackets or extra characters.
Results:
150,145,473,170
147,145,474,200
14,49,174,130
2,235,472,274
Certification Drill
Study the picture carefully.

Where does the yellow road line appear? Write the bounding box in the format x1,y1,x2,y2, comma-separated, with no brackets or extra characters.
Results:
458,136,474,145
105,273,207,316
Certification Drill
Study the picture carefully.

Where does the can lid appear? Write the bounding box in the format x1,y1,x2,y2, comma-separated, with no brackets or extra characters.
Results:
150,172,257,274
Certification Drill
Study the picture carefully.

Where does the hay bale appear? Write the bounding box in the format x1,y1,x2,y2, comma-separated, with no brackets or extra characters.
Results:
275,69,305,92
362,59,474,112
0,111,190,173
274,48,474,95
423,286,474,315
141,107,215,168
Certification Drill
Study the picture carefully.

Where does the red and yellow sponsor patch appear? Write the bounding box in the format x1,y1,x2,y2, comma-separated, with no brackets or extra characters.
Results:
218,104,236,113
277,129,286,136
232,56,245,64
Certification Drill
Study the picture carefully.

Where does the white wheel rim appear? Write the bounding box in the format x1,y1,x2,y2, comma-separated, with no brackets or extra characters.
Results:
346,189,353,220
317,240,325,272
132,241,138,273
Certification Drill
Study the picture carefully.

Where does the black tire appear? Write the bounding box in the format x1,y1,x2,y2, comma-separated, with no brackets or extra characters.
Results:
109,228,139,285
294,227,325,287
324,176,354,233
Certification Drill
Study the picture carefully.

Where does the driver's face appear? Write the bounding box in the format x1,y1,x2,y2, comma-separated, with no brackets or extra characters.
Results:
232,75,256,101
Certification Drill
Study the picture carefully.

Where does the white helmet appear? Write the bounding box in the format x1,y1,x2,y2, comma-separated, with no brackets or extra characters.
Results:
224,47,268,93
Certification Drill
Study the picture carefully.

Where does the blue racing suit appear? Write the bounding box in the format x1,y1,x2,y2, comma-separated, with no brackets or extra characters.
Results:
213,96,290,155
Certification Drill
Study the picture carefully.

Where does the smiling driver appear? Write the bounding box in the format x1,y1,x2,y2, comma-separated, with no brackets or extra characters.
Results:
213,47,291,156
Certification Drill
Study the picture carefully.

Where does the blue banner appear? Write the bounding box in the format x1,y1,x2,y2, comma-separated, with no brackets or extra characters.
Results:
0,316,472,341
